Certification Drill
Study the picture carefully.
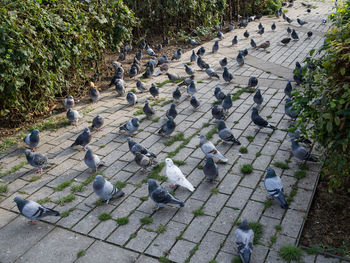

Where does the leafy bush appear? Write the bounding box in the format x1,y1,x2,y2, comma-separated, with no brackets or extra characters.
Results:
0,0,135,126
293,1,350,192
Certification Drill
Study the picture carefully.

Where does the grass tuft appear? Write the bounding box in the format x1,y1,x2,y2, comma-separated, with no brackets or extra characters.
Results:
37,197,51,205
55,194,76,206
279,245,303,262
264,199,273,209
275,225,282,231
256,152,262,157
0,161,27,178
114,181,127,189
0,184,8,193
294,170,307,179
210,187,219,194
192,205,205,216
246,136,254,142
140,196,149,201
239,147,248,154
29,176,41,182
77,250,85,258
248,222,263,244
54,179,74,191
158,257,170,263
140,216,153,224
164,132,184,146
116,217,129,225
157,224,167,234
273,161,290,169
240,164,253,174
98,213,112,221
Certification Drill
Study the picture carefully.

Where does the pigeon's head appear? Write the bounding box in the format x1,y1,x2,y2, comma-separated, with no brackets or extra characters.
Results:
24,149,32,158
239,219,250,230
199,134,206,144
233,35,237,39
67,95,73,101
147,179,158,192
85,146,92,153
217,120,226,131
170,103,176,110
266,167,277,178
31,129,40,135
131,118,139,126
14,196,25,205
296,61,301,69
165,158,174,167
252,107,258,114
223,67,228,73
215,87,221,93
93,175,105,190
177,48,182,52
240,247,252,263
256,89,261,95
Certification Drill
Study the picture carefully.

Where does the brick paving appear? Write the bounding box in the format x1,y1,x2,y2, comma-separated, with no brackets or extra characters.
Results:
0,1,346,262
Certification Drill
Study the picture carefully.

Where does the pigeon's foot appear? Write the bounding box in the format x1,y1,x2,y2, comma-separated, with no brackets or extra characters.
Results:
29,220,38,225
36,169,43,174
97,128,103,132
31,147,37,152
170,184,176,189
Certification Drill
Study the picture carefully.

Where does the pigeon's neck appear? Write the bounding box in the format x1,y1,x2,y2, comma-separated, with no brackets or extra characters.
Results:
148,184,158,193
16,199,26,211
30,133,39,141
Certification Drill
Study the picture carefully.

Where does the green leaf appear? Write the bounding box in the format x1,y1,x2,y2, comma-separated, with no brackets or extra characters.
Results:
326,122,333,133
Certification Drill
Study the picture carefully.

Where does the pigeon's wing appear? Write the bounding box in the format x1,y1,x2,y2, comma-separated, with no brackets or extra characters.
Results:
140,156,151,167
264,176,283,195
102,180,116,199
24,134,31,145
22,201,42,219
219,129,234,141
132,144,148,155
167,165,184,184
235,228,254,249
293,145,310,160
93,154,101,166
254,115,268,127
125,121,133,131
33,153,47,166
151,187,172,204
201,141,216,155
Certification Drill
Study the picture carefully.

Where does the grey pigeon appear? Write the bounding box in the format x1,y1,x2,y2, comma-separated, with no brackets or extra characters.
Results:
212,105,225,120
223,67,233,82
237,52,244,66
257,27,264,36
271,22,276,31
147,179,184,209
241,49,248,56
232,35,238,45
297,18,307,26
306,31,313,39
203,157,218,182
218,120,241,144
214,87,226,102
115,79,125,96
288,121,312,144
189,38,200,46
163,37,169,46
145,58,157,68
253,89,263,107
178,75,195,87
172,48,182,60
222,93,233,113
285,98,299,119
228,23,235,31
136,80,147,93
187,81,197,95
235,220,254,263
250,38,257,48
205,64,220,79
291,29,299,40
24,149,48,174
166,72,180,82
84,146,104,172
244,30,249,39
120,117,139,135
248,77,258,88
288,1,294,7
291,139,317,162
197,47,205,56
90,88,100,103
14,197,60,224
93,175,124,204
67,108,82,124
149,83,159,98
185,64,195,75
287,27,292,35
322,18,327,24
197,56,207,70
143,64,154,78
212,40,219,53
146,45,157,57
281,37,291,45
157,55,169,66
127,137,156,158
284,81,293,97
129,65,138,78
217,31,224,40
219,57,227,68
23,129,40,151
158,116,176,136
166,103,178,119
143,100,155,118
173,87,181,102
157,44,162,51
91,115,104,131
199,134,228,162
135,152,157,171
71,127,91,148
135,50,142,61
251,107,275,130
63,95,74,109
264,168,288,209
190,96,200,109
286,16,293,24
126,92,137,106
190,50,197,62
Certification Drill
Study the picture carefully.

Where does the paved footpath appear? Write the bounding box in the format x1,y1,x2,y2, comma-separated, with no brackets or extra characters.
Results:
0,1,346,262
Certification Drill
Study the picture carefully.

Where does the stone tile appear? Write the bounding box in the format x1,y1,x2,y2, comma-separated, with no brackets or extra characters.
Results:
169,240,197,263
126,228,157,252
281,209,305,239
182,215,215,243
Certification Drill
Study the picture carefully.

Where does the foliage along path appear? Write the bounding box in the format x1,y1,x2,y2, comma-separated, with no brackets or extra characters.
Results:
0,1,343,262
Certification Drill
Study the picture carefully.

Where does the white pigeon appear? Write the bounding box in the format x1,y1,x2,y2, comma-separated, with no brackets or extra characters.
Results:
199,134,228,162
165,158,194,192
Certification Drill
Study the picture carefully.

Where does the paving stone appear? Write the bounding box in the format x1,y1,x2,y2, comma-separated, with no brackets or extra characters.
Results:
226,186,253,209
182,215,215,243
281,209,305,239
315,255,341,263
203,193,229,216
172,198,204,224
0,208,17,228
126,228,157,252
169,240,197,263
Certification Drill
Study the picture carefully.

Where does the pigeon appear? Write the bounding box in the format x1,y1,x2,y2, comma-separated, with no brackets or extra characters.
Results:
255,14,262,20
93,175,124,204
253,89,263,107
228,23,235,32
291,140,318,162
287,1,294,7
172,48,182,60
281,37,292,45
115,79,125,96
257,27,265,36
135,49,142,61
71,127,91,148
166,103,178,120
199,134,228,162
14,197,60,224
67,108,82,124
147,179,184,209
172,87,181,102
244,30,249,39
23,129,40,151
256,41,270,50
158,116,176,136
240,49,248,57
237,52,244,66
203,157,218,182
250,39,257,48
232,35,238,45
127,137,156,158
135,152,157,171
129,65,138,78
223,67,233,82
149,83,159,98
143,99,155,118
285,98,299,119
165,158,194,191
238,18,248,28
90,87,100,103
136,80,147,93
190,96,200,109
297,18,307,26
235,220,254,263
166,72,180,82
145,58,157,68
138,38,146,50
307,8,311,13
322,18,327,24
189,38,200,46
197,56,207,70
143,64,154,78
212,105,225,120
119,51,126,61
205,64,220,79
251,107,275,130
163,37,169,46
219,57,228,68
185,64,195,75
287,27,292,35
258,22,263,30
156,44,162,51
179,75,195,87
84,146,104,172
264,168,288,209
291,29,299,40
286,16,293,24
146,45,157,57
126,92,137,106
284,81,293,97
248,77,258,88
187,81,197,95
157,55,169,66
119,117,139,135
271,22,276,31
212,40,219,53
222,93,233,113
288,121,312,144
214,87,226,102
197,46,206,56
24,149,48,174
306,31,313,39
217,31,224,40
63,95,74,109
218,120,241,144
190,50,197,62
91,115,104,131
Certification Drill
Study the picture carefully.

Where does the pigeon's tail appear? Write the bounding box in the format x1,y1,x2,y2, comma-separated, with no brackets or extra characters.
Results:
71,142,77,147
215,151,228,163
170,196,185,207
44,207,60,217
119,126,126,132
306,154,318,162
299,136,312,145
114,190,125,199
146,152,157,159
213,73,220,79
267,123,276,130
180,179,195,192
276,193,289,209
91,124,95,131
23,136,26,143
154,69,162,76
233,138,241,145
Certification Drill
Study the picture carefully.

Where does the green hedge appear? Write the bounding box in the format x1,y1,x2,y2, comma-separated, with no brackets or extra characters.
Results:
0,0,135,125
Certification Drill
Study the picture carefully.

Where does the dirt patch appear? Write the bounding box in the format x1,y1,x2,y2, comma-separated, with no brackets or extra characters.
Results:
300,175,350,258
